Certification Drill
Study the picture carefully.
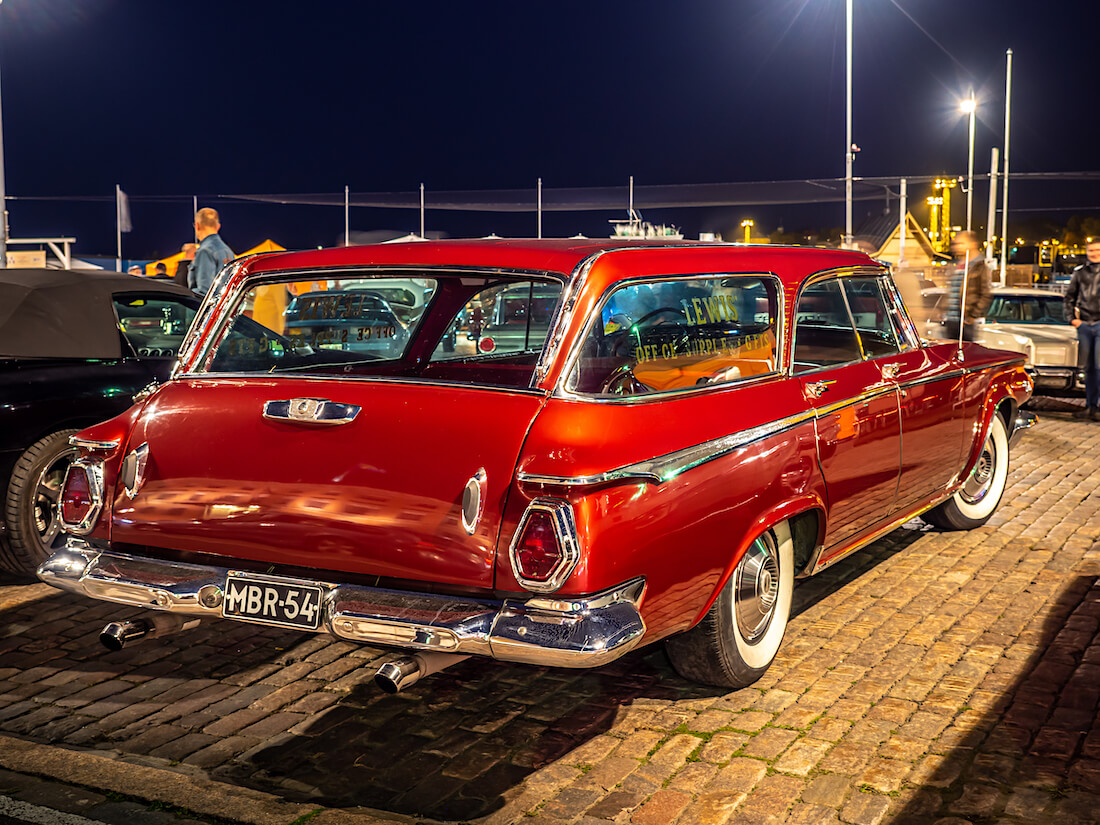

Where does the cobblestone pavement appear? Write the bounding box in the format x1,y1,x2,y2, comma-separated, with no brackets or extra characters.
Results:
1,402,1098,825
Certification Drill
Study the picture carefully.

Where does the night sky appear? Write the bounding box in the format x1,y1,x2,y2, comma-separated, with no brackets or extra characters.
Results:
1,0,1096,261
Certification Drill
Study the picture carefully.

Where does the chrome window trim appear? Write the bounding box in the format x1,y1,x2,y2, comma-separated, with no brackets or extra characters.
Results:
553,271,786,403
180,264,567,379
59,458,105,535
509,498,581,594
534,252,604,386
840,276,906,359
517,408,816,488
173,372,549,396
788,265,890,377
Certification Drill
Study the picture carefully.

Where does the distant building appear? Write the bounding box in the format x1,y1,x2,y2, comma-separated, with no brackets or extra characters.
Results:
854,205,946,272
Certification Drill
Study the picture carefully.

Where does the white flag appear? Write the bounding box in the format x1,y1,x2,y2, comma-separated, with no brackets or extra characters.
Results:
117,186,132,233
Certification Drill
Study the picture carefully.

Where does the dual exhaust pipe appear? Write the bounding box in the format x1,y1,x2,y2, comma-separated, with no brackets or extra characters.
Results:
100,614,466,693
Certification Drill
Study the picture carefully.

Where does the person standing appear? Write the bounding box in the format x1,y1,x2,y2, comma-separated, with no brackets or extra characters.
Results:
190,208,235,295
173,242,197,288
944,230,993,342
1065,239,1100,420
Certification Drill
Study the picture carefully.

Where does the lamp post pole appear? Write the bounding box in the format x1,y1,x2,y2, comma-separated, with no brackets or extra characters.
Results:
0,0,7,269
844,0,853,248
962,90,976,231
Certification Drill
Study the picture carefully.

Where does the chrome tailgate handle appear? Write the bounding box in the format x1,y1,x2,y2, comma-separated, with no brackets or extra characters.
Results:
263,398,361,426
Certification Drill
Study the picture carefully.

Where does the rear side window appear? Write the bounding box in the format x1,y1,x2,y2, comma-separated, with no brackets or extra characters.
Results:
431,280,563,361
566,275,780,397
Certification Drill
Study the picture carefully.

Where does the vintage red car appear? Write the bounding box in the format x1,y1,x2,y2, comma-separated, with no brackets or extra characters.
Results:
39,240,1035,691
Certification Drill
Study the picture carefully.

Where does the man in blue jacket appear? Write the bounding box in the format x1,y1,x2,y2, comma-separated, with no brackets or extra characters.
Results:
190,208,235,295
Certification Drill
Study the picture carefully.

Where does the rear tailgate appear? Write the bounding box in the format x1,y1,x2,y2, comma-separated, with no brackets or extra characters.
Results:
109,377,545,588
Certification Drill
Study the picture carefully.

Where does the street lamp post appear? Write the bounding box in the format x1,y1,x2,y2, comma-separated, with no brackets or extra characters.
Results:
960,90,977,232
844,0,853,248
0,0,7,268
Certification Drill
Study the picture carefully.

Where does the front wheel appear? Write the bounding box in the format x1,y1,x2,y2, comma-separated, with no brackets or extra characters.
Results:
665,520,794,689
921,413,1010,530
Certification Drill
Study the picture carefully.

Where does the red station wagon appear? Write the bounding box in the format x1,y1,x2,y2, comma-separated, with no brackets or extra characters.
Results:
40,240,1035,691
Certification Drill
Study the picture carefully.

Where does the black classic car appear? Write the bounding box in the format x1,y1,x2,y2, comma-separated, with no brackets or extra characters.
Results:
0,269,199,577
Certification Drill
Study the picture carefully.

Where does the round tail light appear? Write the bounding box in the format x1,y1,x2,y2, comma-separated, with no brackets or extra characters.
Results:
478,337,496,353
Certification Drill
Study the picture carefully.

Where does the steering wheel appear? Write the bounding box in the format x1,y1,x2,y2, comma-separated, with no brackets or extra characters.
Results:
600,364,654,396
635,307,687,327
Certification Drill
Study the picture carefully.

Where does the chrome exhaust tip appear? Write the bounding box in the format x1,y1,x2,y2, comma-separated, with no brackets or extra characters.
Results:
99,614,201,652
100,620,151,651
374,652,469,694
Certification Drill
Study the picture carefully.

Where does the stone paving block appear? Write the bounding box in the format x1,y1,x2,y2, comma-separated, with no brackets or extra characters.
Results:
839,791,890,825
675,791,746,825
801,773,851,807
629,789,691,825
707,757,767,793
700,730,749,763
742,727,798,760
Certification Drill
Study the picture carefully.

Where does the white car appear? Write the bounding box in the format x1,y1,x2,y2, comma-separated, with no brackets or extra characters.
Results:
921,286,1081,396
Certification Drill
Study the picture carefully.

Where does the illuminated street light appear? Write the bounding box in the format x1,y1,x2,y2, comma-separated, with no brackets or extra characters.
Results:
960,90,976,232
741,219,754,244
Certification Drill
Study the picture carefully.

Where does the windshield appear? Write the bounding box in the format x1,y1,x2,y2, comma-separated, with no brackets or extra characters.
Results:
986,294,1068,325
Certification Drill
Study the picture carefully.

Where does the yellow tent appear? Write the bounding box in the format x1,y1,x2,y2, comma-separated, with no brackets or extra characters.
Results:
144,239,286,277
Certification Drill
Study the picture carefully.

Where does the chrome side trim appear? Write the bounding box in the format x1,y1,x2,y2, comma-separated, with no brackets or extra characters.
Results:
120,443,150,500
812,384,896,418
518,409,816,488
69,437,119,451
1009,410,1037,448
37,542,646,669
897,368,967,390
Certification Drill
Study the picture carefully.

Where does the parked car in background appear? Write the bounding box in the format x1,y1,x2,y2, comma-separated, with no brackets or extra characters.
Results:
0,269,198,577
40,241,1033,691
283,287,409,358
923,286,1082,396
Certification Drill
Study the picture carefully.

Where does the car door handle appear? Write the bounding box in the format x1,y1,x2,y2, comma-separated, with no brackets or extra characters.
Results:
263,398,361,426
880,362,902,380
805,380,836,398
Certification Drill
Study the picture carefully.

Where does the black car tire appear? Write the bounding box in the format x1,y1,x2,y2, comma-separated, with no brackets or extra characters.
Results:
0,429,79,578
921,413,1009,531
665,521,793,689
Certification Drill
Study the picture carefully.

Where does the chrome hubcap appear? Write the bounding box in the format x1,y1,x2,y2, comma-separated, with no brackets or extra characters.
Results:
33,449,76,550
961,432,997,505
734,534,780,644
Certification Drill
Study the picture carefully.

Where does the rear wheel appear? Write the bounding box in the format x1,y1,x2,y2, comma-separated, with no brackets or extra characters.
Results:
0,429,79,578
921,413,1009,530
665,520,794,689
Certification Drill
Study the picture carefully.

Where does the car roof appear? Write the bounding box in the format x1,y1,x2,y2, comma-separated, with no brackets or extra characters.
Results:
0,268,196,359
236,239,876,297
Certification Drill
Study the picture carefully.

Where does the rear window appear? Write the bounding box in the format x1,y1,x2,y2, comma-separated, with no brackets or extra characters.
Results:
203,276,433,374
195,272,565,391
565,275,780,397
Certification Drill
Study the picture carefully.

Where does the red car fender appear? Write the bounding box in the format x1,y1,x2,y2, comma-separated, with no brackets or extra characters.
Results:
689,495,827,628
957,364,1025,487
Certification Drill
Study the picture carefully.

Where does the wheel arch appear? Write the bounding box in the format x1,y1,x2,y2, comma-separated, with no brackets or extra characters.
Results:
689,496,824,627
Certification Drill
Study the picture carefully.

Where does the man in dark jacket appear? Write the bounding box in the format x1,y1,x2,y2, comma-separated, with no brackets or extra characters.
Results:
190,208,235,296
1065,239,1100,419
945,231,993,342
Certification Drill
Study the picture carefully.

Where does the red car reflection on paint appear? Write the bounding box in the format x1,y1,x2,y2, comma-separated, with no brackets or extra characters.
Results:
40,240,1035,691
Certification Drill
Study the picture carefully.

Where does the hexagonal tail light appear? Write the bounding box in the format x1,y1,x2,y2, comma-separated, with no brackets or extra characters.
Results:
509,499,580,593
59,459,105,535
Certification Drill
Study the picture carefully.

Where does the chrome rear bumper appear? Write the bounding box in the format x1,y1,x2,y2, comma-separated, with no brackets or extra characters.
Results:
38,539,646,669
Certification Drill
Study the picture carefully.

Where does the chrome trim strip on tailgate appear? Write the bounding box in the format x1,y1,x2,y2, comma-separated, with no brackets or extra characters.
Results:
37,540,646,669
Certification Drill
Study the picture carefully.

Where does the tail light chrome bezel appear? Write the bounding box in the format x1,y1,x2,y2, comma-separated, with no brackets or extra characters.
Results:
59,458,105,535
509,498,580,594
